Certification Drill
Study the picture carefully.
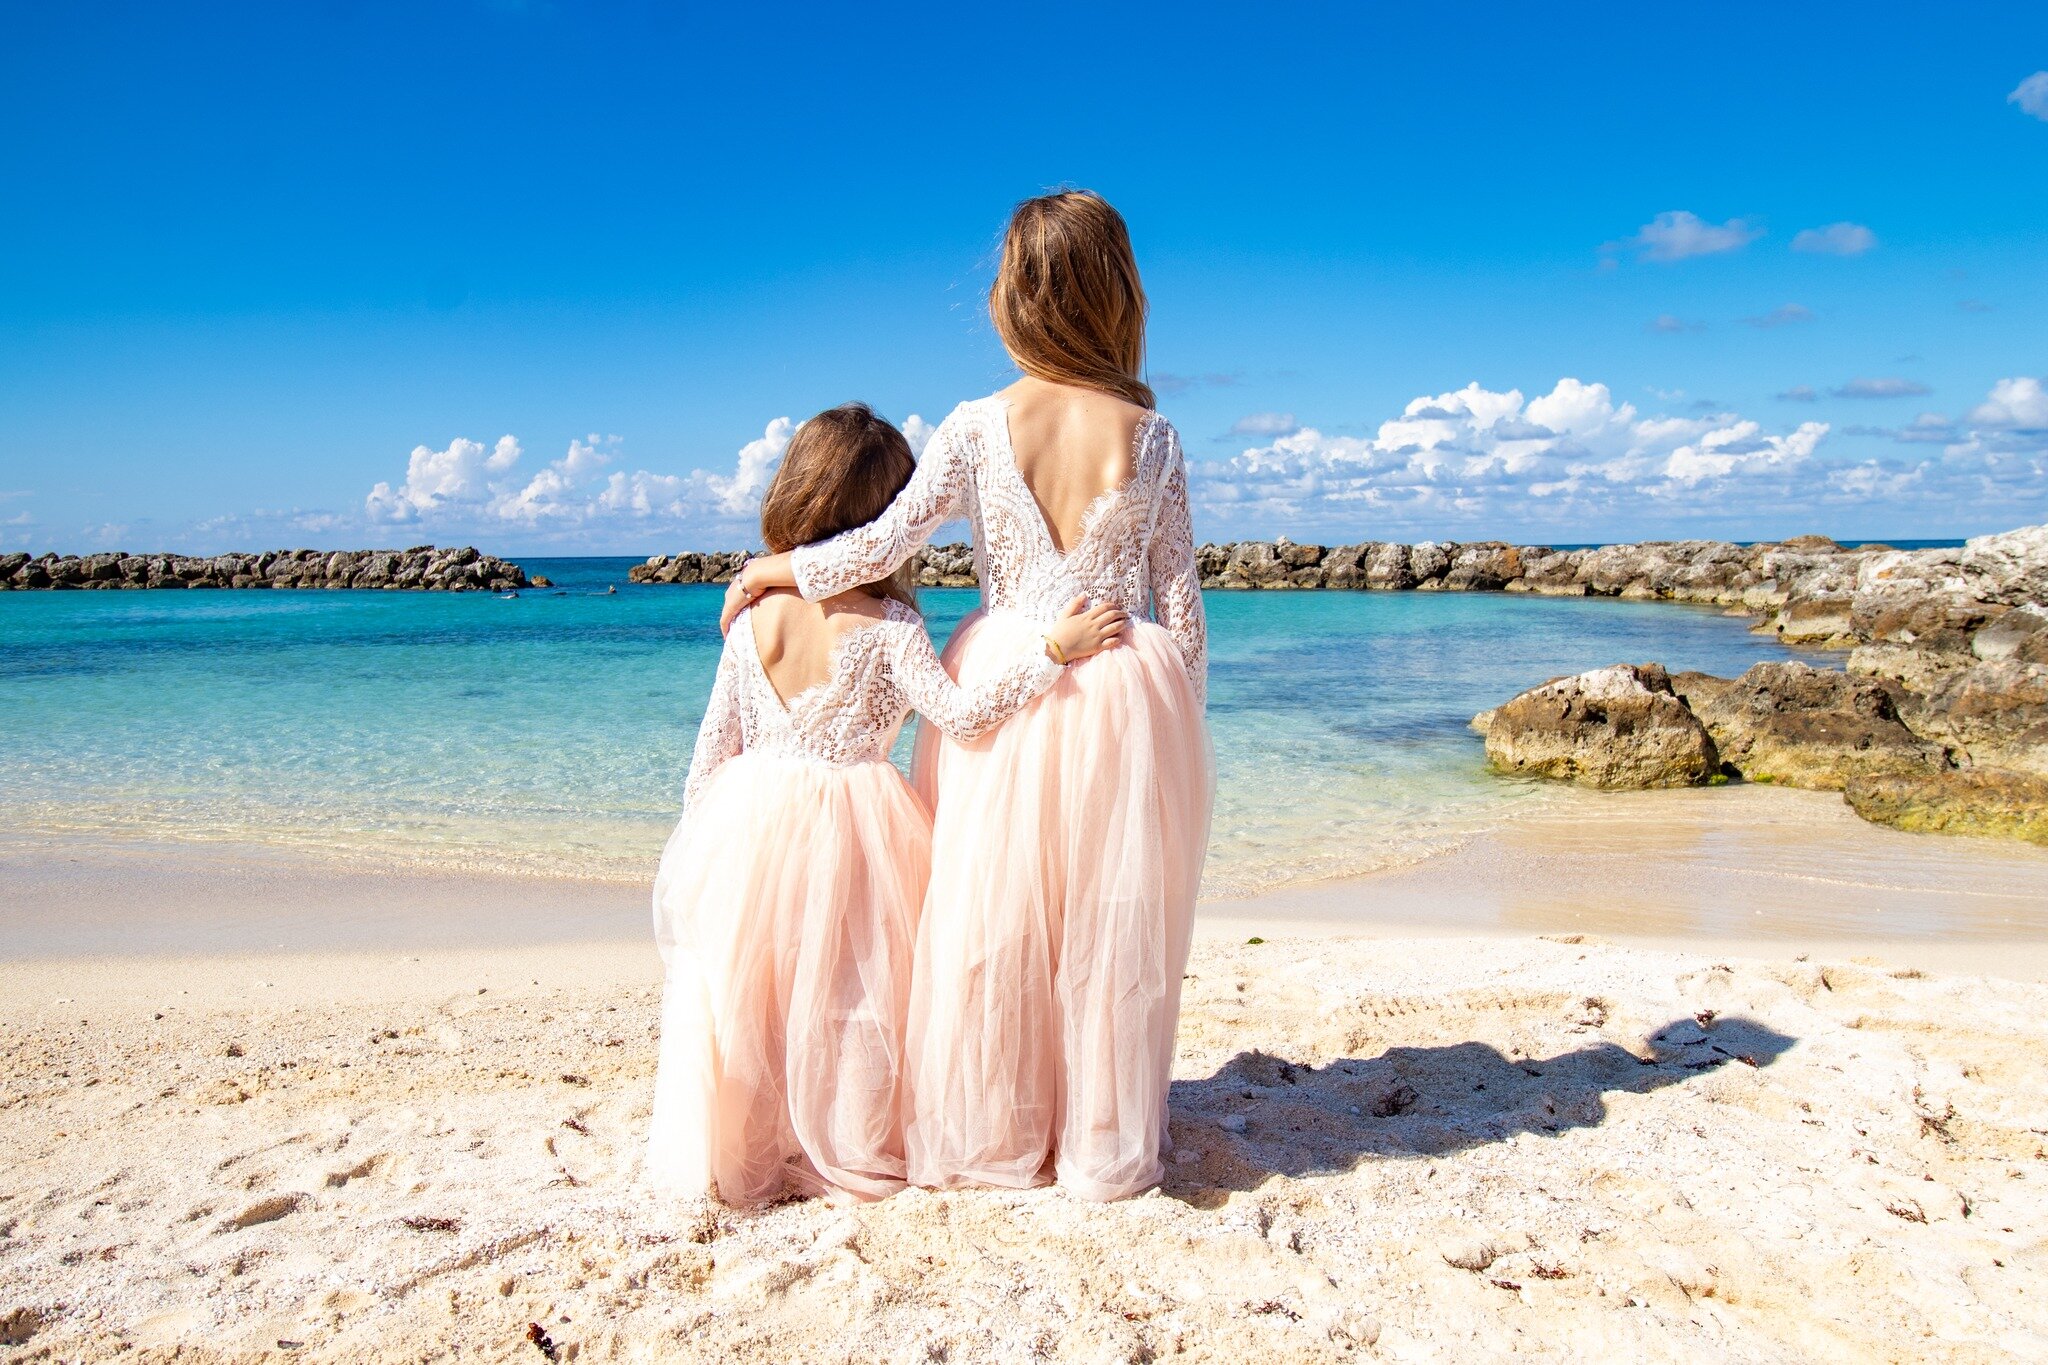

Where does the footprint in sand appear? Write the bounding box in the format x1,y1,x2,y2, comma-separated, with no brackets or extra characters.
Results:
324,1154,388,1188
219,1193,307,1232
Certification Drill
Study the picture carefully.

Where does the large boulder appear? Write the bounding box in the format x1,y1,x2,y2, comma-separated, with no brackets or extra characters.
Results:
1973,604,2048,663
1482,663,1722,789
1363,543,1416,590
1901,659,2048,778
1845,769,2048,846
1686,661,1946,789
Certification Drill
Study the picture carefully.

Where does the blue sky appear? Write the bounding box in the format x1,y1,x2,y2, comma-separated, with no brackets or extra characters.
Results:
2,1,2045,553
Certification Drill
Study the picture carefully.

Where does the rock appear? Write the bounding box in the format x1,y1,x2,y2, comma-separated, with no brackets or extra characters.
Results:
1468,708,1495,735
1845,769,2048,845
1218,1114,1248,1133
1903,659,2048,777
1974,604,2047,662
1406,541,1453,587
1773,596,1857,646
1439,1235,1502,1272
1364,542,1416,590
1482,664,1721,789
0,547,526,592
1690,661,1946,789
528,575,553,588
1444,542,1522,592
1320,543,1372,589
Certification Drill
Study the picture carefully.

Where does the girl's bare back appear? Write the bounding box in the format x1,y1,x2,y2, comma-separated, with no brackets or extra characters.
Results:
747,589,888,705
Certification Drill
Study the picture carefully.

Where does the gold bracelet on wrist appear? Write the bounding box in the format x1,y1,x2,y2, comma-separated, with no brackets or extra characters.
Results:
1043,635,1068,666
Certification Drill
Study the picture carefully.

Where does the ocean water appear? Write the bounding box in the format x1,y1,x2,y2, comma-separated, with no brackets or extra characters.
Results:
0,557,1819,898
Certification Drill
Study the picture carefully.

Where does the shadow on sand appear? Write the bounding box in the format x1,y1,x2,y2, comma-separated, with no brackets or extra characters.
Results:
1161,1014,1796,1206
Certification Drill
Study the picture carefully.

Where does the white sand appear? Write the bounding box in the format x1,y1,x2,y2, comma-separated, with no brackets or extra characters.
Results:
4,924,2046,1361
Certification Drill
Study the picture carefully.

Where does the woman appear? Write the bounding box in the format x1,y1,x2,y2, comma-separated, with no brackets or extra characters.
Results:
723,190,1212,1200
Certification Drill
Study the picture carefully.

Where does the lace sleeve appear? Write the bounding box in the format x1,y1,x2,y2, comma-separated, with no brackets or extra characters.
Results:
885,621,1062,743
682,638,745,810
1147,424,1209,707
790,410,969,601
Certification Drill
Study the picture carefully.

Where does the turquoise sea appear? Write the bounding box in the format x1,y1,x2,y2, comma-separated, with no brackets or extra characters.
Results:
0,557,1823,898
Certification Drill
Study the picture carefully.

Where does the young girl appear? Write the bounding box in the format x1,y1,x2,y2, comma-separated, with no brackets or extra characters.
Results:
721,192,1211,1201
646,402,1124,1208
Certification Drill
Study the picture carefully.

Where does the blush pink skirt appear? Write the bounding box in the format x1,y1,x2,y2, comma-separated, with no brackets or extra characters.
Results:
906,613,1214,1200
646,754,927,1207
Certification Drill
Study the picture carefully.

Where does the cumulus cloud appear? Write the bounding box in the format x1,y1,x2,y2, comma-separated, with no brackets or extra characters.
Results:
1969,376,2048,429
1790,223,1878,255
2011,71,2048,121
1833,377,1932,399
1230,411,1300,437
365,435,523,523
1743,303,1815,329
351,413,972,547
1187,375,2048,540
1611,211,1762,263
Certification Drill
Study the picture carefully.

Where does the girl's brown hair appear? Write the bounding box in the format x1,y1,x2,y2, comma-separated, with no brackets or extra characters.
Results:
990,190,1155,410
758,403,917,608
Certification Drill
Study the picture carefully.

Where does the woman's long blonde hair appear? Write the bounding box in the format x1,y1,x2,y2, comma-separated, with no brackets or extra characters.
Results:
989,190,1155,410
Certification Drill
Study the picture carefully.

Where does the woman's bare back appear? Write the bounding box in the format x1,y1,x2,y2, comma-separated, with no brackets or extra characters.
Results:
997,377,1150,554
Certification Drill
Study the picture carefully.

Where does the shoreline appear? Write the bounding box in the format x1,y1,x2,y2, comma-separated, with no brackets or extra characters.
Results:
8,782,2047,980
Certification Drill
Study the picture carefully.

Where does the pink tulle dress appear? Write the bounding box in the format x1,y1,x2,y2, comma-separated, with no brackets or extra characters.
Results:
646,596,1066,1207
792,397,1213,1200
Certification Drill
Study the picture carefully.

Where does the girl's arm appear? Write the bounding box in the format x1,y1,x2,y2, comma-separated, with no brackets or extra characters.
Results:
1146,424,1209,707
722,411,969,633
682,642,745,810
888,600,1126,742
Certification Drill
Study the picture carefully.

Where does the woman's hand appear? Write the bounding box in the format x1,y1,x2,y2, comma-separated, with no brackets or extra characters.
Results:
1046,596,1128,663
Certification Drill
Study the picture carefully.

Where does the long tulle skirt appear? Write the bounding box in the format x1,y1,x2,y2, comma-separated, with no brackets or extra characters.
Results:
646,754,927,1207
905,613,1214,1200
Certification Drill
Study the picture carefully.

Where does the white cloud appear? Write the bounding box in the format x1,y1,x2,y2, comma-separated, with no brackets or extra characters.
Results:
1649,314,1703,333
1188,375,2048,540
362,419,798,540
1612,211,1762,263
902,414,937,457
1833,377,1931,399
1790,222,1878,255
1777,385,1820,402
1968,376,2048,429
366,435,522,523
2011,71,2048,121
1230,411,1300,436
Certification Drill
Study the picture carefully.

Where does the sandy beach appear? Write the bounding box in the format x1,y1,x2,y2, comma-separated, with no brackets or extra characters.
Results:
5,786,2048,1361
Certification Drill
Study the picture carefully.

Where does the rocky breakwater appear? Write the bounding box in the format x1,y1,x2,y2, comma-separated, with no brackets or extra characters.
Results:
0,546,529,592
1475,526,2048,844
628,542,980,589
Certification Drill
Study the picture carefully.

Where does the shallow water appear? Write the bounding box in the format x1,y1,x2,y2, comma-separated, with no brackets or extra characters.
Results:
0,558,1822,896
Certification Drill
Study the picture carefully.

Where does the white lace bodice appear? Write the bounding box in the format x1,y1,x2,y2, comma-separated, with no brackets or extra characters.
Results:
790,397,1208,703
683,596,1063,809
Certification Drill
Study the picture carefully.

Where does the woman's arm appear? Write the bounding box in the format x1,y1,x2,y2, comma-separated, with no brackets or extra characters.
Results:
721,412,969,634
681,641,745,809
888,599,1125,741
1147,427,1209,707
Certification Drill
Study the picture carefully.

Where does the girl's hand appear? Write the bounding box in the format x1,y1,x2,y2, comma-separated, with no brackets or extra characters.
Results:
719,570,756,637
1046,596,1128,663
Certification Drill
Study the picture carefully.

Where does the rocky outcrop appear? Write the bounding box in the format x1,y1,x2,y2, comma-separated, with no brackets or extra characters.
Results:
1678,662,1946,790
0,547,528,592
624,522,2047,666
1481,651,2048,844
1845,769,2048,846
1480,664,1721,789
627,542,982,589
